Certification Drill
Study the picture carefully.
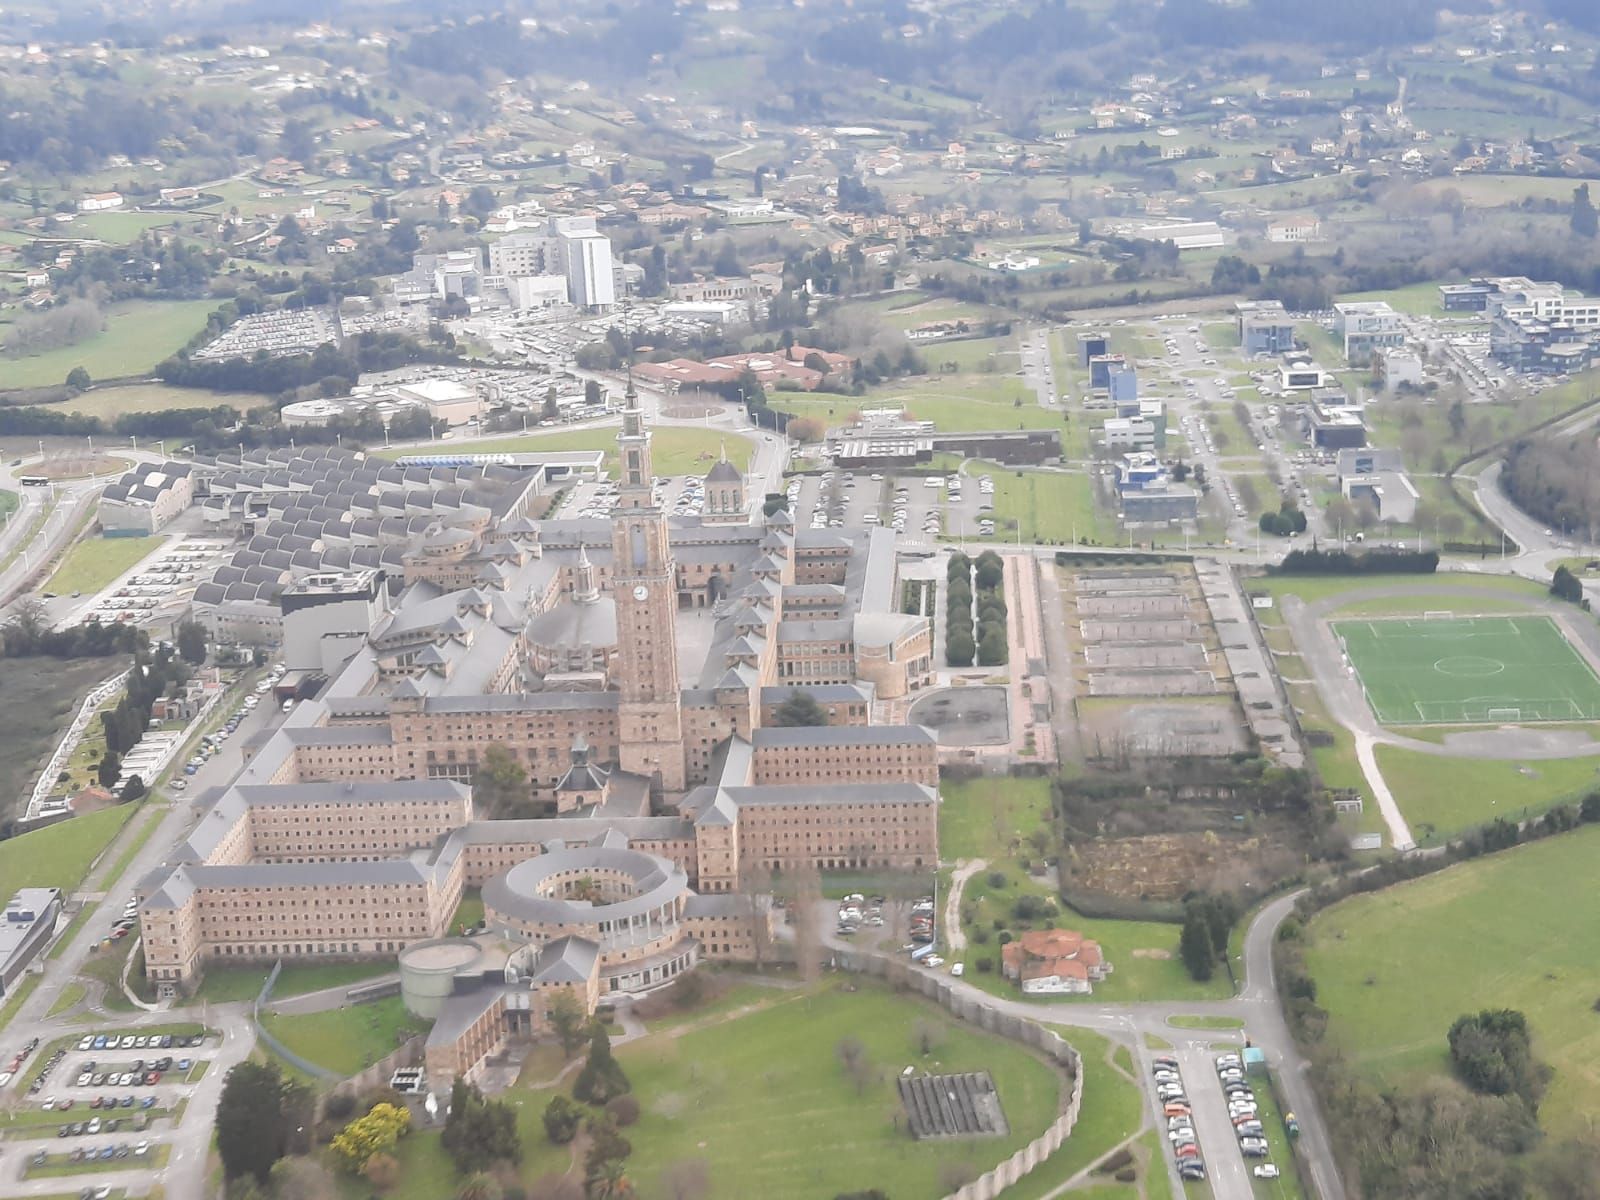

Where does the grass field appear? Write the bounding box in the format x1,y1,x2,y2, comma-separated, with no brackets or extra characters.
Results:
385,425,750,478
600,984,1062,1200
58,385,256,420
44,534,165,596
0,805,134,893
197,961,394,1006
260,996,424,1077
981,464,1110,544
1334,615,1600,724
939,776,1054,861
336,982,1066,1200
0,656,132,824
0,300,216,390
1304,824,1600,1137
1373,745,1600,841
997,1027,1145,1200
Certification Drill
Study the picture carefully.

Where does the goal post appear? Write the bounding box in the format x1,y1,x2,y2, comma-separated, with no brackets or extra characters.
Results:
1486,707,1522,722
1422,610,1453,621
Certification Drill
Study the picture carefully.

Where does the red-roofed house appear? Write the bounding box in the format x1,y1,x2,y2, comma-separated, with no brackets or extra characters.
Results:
1001,928,1113,995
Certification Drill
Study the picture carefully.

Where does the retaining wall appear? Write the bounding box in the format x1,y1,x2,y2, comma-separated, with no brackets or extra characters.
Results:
834,951,1086,1200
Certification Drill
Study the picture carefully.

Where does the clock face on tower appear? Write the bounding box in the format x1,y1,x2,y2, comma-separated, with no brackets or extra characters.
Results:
633,584,649,601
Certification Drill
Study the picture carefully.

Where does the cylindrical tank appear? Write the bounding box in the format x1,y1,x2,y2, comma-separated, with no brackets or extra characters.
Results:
397,938,480,1019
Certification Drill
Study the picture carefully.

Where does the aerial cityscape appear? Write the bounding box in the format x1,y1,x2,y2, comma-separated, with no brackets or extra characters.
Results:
2,1,1600,1198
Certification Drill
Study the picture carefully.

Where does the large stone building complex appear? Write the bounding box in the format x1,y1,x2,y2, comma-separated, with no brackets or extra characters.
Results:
138,383,940,1083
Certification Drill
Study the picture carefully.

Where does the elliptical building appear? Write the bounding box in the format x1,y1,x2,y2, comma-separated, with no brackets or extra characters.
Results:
139,383,939,1081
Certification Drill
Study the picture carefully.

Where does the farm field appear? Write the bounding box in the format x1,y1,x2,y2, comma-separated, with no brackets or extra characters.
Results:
44,534,166,597
0,300,216,390
1304,824,1600,1137
1334,615,1600,725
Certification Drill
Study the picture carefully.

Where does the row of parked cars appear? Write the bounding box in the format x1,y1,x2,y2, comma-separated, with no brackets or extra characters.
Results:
29,1143,148,1169
0,1035,41,1087
78,1032,200,1052
19,1041,70,1095
1151,1054,1207,1182
1216,1052,1281,1177
55,1113,154,1136
47,1094,159,1115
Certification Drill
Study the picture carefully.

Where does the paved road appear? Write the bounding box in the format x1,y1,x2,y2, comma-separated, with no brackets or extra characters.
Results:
0,682,288,1198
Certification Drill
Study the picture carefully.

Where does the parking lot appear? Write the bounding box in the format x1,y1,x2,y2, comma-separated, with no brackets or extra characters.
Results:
2,1026,216,1193
54,535,235,631
788,467,999,544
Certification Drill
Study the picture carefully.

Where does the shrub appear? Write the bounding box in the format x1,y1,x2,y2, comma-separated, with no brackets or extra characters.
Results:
987,870,1007,888
605,1095,641,1127
975,957,994,973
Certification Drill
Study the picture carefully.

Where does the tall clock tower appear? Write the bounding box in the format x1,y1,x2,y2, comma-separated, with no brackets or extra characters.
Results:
610,377,687,792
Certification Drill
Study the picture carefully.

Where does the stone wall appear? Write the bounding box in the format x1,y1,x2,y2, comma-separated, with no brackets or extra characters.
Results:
833,951,1087,1200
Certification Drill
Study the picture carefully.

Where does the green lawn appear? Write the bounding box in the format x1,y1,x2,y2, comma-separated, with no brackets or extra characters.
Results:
774,376,1061,434
385,425,751,479
0,300,216,390
609,984,1063,1200
1245,1069,1309,1200
1373,745,1600,842
343,982,1066,1200
0,975,41,1034
1249,571,1549,607
1166,1015,1244,1030
982,464,1110,545
957,861,1234,1005
58,385,256,420
44,534,165,596
0,805,135,893
995,1028,1145,1200
1335,615,1600,725
45,982,85,1017
260,996,425,1077
1304,824,1600,1138
198,961,394,1006
448,888,484,935
940,776,1053,861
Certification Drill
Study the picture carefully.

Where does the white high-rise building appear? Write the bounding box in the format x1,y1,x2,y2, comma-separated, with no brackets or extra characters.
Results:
486,216,614,310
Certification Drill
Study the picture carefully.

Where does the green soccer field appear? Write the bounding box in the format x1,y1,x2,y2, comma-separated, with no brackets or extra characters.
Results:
1333,615,1600,724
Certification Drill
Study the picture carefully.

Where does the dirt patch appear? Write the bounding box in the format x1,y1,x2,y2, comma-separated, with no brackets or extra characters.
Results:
1062,831,1301,901
1130,948,1172,960
35,452,130,480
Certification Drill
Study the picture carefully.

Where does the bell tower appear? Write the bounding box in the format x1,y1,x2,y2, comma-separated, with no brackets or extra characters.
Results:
610,373,686,791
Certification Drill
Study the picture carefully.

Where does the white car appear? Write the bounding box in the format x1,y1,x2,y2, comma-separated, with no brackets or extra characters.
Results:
950,963,964,977
1253,1164,1280,1179
923,955,944,968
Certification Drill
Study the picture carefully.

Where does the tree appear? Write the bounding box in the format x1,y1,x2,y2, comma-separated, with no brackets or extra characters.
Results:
772,689,829,727
442,1078,521,1171
65,366,90,391
1552,565,1583,604
542,1094,584,1145
329,1102,411,1173
835,1036,875,1095
217,1061,297,1181
97,750,121,789
584,1118,633,1199
455,1174,501,1200
176,620,208,665
266,1157,337,1200
584,379,603,407
947,629,975,667
1575,184,1599,239
977,625,1008,666
363,1152,400,1191
1448,1010,1546,1107
1179,908,1215,981
474,743,530,819
605,1094,640,1127
573,1026,631,1105
120,775,146,803
548,988,591,1056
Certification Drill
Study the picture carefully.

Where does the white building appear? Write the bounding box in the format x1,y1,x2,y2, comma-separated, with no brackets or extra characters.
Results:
485,216,614,310
77,192,124,212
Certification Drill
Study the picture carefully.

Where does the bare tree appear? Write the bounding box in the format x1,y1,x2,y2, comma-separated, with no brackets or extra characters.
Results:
836,1036,875,1096
527,1174,583,1200
658,1158,712,1200
776,865,824,984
